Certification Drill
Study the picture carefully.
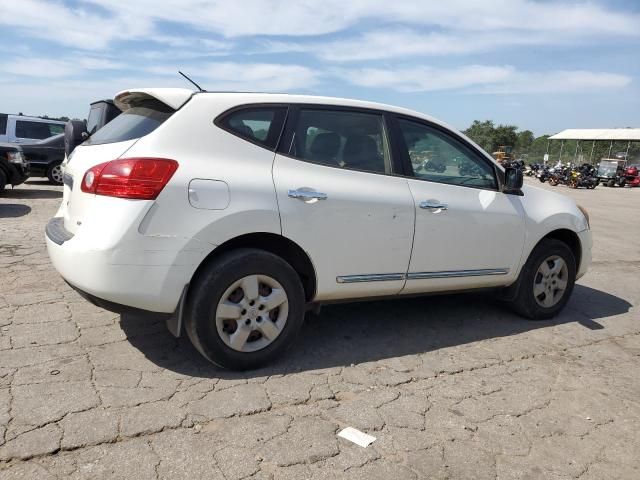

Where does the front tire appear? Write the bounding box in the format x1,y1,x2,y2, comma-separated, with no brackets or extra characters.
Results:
0,170,6,192
185,248,306,370
508,239,576,320
47,162,63,185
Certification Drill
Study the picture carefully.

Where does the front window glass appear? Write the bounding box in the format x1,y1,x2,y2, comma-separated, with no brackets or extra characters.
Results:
291,109,392,174
398,119,497,189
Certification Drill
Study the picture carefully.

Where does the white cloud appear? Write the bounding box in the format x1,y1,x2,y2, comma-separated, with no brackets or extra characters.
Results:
0,56,123,78
0,0,153,49
264,27,576,62
476,70,632,94
86,0,640,38
1,0,638,51
335,65,515,92
148,62,319,92
336,65,631,94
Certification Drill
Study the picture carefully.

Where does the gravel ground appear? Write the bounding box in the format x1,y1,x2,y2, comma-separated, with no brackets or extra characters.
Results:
0,177,638,479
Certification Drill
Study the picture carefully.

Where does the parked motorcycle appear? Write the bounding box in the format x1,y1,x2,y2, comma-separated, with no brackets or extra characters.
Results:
422,159,447,173
525,163,543,177
568,164,599,189
548,165,572,186
537,165,552,183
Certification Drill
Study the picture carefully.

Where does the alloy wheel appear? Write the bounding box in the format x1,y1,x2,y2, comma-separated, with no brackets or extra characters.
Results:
533,255,569,308
51,164,63,184
215,274,289,352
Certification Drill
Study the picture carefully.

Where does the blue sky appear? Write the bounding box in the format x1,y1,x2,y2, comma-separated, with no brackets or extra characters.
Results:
1,0,639,135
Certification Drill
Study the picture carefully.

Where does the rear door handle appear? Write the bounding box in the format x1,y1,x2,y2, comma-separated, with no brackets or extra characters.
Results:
419,200,448,211
288,189,328,201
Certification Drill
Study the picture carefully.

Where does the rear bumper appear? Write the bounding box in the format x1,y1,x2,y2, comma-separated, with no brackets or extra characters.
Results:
576,229,592,280
45,216,211,313
65,280,171,318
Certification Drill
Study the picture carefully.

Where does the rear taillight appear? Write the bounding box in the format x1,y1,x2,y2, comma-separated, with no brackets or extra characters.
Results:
81,158,178,200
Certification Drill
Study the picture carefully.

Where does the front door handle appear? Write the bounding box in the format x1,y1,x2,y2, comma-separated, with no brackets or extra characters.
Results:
288,189,328,201
419,200,448,211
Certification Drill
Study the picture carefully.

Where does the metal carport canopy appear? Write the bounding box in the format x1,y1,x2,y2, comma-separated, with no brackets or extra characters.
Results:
548,129,640,141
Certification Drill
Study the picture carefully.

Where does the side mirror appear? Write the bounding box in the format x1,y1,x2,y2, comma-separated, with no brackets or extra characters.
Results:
503,167,524,195
64,119,88,157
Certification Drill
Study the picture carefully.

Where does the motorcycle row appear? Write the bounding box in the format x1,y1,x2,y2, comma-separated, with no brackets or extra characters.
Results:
526,163,600,189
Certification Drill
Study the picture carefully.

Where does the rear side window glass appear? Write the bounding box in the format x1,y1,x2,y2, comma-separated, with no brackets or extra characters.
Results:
16,120,52,140
0,114,7,135
217,107,287,150
290,109,392,174
86,98,174,145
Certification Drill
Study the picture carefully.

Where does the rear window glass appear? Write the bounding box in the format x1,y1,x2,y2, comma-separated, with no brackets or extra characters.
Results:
86,98,174,145
217,107,287,150
0,114,7,135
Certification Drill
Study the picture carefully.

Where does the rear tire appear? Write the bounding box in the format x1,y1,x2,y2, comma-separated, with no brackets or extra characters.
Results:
185,248,306,370
0,170,6,192
46,162,63,185
508,239,576,320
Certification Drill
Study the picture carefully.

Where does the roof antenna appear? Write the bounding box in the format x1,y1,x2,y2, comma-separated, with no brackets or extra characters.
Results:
178,71,206,92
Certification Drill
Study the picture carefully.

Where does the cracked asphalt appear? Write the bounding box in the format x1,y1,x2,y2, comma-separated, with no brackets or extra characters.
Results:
0,178,639,479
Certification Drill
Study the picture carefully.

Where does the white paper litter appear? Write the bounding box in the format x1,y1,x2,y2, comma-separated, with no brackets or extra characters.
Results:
337,427,376,448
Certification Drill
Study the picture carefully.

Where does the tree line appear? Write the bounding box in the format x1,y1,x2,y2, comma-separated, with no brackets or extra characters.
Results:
464,120,639,164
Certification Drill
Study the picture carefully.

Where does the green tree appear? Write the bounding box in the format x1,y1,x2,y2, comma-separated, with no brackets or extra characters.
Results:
515,130,534,156
463,120,495,152
492,125,518,153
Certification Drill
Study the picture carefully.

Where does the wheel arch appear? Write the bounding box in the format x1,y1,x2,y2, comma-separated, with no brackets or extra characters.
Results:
190,232,317,303
540,228,582,270
501,228,582,303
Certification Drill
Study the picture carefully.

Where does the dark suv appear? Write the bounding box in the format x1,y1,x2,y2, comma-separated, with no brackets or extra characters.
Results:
0,142,29,192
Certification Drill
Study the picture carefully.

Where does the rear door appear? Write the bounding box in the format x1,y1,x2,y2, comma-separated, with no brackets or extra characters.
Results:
273,106,415,301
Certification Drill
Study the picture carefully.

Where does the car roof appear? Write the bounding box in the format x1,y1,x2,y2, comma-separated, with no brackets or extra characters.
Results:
7,114,66,124
114,88,495,166
201,91,442,123
116,88,445,127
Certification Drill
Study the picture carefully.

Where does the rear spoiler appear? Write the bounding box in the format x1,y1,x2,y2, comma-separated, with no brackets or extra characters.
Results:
114,88,195,111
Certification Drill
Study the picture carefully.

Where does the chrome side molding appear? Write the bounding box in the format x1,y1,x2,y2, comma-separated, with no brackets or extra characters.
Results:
336,273,405,283
336,269,509,283
406,268,509,280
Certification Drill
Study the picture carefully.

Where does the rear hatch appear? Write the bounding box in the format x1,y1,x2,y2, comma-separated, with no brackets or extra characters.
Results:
60,89,192,234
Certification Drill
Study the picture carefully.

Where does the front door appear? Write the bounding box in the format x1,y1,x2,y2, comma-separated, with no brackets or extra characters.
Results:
273,107,415,301
393,117,525,294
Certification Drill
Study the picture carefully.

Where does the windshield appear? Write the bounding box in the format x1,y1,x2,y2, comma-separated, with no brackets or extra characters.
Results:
86,98,174,145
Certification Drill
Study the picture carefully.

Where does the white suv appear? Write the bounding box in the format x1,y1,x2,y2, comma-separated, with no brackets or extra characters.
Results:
46,88,591,370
